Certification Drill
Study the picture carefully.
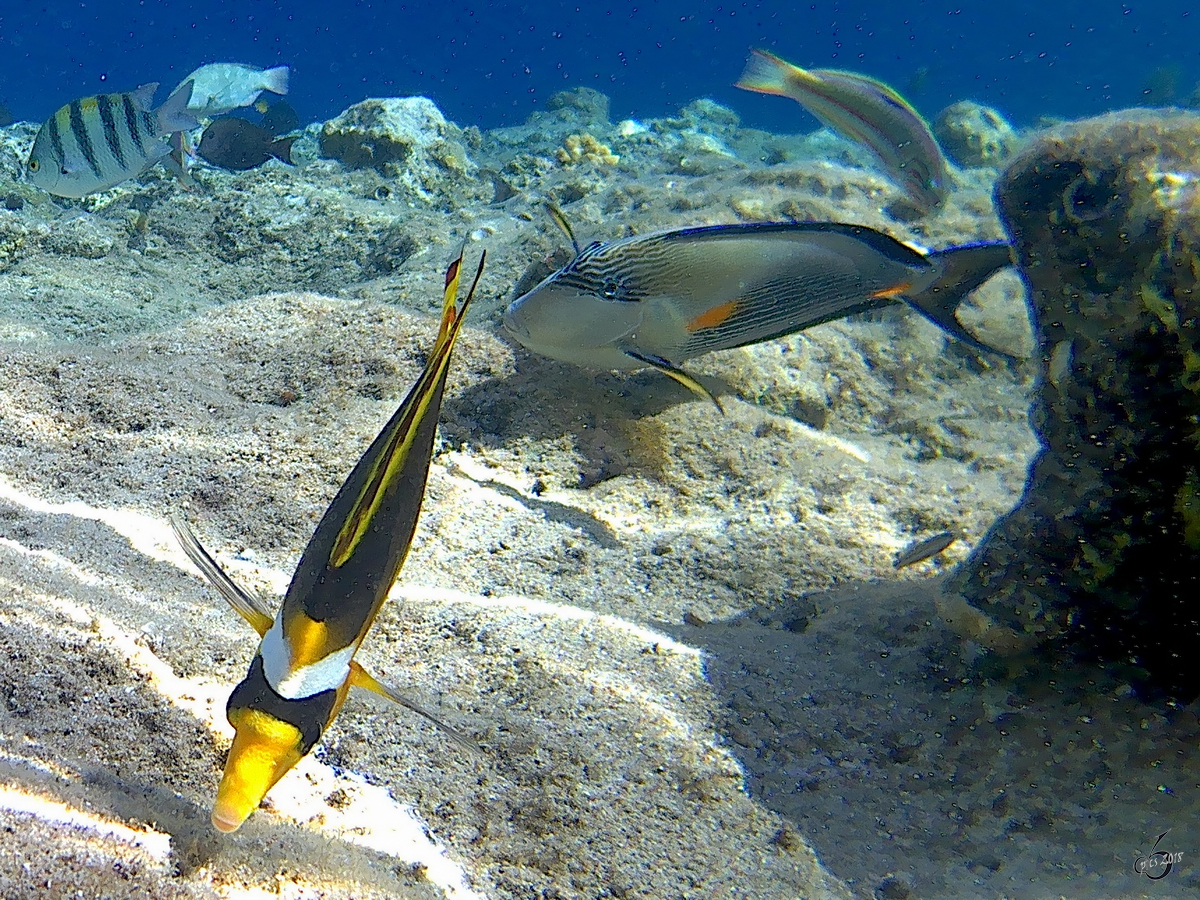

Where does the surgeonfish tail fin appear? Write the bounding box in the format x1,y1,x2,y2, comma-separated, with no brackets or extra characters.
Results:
269,136,297,166
735,49,797,97
262,65,290,97
624,350,725,412
169,514,275,636
157,79,200,134
348,661,481,755
905,242,1019,359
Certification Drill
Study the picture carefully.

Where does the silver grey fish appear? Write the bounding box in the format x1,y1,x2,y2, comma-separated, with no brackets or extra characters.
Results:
894,531,957,568
502,220,1014,400
27,81,197,198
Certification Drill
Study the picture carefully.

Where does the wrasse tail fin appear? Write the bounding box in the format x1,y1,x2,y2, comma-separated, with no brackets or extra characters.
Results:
544,201,582,256
735,49,814,97
905,242,1020,360
169,514,275,636
625,350,724,412
348,661,481,754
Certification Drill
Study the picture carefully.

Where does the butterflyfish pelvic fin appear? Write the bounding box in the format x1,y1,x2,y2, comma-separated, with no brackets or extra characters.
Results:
544,201,582,256
624,350,724,413
170,513,274,636
348,661,480,755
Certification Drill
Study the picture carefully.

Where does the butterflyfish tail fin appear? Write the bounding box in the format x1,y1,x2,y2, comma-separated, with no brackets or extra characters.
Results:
169,513,275,636
348,661,481,755
905,242,1021,360
625,350,724,412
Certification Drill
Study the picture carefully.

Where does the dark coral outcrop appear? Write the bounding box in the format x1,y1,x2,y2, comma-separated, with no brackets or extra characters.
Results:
947,110,1200,698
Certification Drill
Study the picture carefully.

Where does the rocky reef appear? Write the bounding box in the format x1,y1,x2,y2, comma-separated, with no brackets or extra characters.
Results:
949,109,1200,699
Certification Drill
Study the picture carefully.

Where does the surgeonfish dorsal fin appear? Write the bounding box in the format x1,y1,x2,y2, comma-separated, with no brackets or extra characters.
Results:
169,513,275,637
624,350,724,412
347,661,480,754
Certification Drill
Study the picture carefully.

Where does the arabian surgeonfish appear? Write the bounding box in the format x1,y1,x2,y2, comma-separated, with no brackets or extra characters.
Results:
502,218,1014,403
27,82,198,198
735,49,949,213
171,249,484,833
175,63,289,118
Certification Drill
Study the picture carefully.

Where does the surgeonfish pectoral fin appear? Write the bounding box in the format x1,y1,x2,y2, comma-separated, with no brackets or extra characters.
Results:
904,242,1021,360
348,661,481,755
169,513,275,637
624,350,724,412
544,201,582,256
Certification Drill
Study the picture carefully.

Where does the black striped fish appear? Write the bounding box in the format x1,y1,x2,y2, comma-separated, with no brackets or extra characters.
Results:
502,217,1014,404
27,81,197,198
172,249,483,833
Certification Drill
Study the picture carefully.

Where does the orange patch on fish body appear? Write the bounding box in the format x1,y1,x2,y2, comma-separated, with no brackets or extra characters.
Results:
687,299,740,332
869,282,912,300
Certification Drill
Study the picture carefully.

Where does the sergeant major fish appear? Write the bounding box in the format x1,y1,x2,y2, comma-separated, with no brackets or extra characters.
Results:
27,81,197,198
735,49,949,213
502,216,1014,403
175,63,290,118
172,249,484,833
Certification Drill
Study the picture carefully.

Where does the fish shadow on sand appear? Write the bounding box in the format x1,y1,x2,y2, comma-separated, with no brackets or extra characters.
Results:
654,578,1200,898
0,502,462,894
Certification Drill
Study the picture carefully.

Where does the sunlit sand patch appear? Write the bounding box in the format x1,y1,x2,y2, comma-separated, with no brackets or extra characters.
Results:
0,783,173,862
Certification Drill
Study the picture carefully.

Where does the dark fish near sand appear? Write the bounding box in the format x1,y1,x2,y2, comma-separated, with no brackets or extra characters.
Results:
503,216,1014,402
171,250,484,833
894,531,957,568
260,100,300,136
735,49,949,212
198,118,296,170
0,103,13,127
27,81,197,198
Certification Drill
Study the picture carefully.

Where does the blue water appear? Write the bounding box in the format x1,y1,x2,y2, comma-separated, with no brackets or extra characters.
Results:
1,1,1197,131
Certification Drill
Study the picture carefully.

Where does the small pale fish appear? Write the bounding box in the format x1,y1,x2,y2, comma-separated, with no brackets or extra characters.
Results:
176,63,289,118
736,49,949,213
198,118,295,171
894,531,957,568
503,215,1015,404
172,248,485,833
27,82,198,198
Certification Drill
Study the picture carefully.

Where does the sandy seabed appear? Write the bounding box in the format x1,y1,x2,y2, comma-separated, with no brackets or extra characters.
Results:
0,94,1195,899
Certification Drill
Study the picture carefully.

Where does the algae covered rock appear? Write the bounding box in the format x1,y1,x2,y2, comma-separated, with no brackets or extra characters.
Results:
933,100,1022,168
949,109,1200,698
319,96,480,203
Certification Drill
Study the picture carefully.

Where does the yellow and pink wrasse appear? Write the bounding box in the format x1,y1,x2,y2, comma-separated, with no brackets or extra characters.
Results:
172,250,483,833
736,49,949,213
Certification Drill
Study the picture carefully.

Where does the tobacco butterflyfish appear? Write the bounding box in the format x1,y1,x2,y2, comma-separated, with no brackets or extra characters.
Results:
173,249,484,833
735,49,949,213
502,217,1014,404
27,82,198,198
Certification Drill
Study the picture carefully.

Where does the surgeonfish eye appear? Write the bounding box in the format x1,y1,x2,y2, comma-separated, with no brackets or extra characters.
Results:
600,277,623,300
27,159,38,172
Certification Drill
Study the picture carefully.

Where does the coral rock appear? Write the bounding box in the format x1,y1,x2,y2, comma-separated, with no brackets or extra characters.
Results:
949,109,1200,698
933,100,1022,168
